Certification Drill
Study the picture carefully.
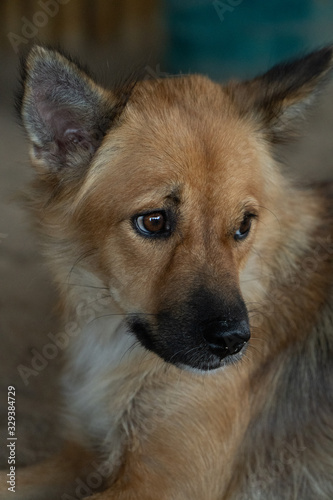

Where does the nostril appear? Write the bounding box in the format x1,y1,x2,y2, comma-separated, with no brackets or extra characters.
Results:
202,320,250,358
207,335,246,356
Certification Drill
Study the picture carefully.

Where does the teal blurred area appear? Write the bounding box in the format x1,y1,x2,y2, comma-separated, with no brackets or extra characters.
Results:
163,0,333,80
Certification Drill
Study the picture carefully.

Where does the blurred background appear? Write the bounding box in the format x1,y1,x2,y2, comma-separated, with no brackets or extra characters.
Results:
1,0,333,466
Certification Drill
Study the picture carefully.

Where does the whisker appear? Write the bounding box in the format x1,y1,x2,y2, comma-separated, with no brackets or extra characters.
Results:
168,345,201,365
250,335,267,343
248,308,265,313
85,293,110,306
63,282,109,291
85,312,155,327
246,343,265,357
256,204,281,229
66,249,97,285
240,274,273,283
121,339,142,363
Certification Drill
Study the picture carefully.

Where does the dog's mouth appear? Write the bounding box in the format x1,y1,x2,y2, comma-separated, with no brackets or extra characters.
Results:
127,292,251,371
177,350,246,372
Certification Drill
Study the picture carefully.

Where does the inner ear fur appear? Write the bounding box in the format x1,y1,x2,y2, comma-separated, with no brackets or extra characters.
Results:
18,45,131,174
226,46,333,143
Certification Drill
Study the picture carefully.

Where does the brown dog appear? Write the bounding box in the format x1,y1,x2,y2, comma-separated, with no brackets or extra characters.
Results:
2,45,333,499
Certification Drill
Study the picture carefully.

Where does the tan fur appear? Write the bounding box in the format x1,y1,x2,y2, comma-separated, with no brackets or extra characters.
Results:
1,46,333,499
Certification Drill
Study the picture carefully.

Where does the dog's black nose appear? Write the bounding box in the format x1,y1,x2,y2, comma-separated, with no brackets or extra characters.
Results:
202,319,250,358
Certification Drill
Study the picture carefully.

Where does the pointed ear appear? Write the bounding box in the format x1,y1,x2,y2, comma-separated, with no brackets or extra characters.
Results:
19,46,126,173
226,46,333,143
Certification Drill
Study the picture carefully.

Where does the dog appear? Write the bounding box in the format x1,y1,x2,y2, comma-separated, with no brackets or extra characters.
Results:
2,44,333,499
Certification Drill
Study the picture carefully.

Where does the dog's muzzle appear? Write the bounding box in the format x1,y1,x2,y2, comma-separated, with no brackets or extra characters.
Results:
128,287,250,371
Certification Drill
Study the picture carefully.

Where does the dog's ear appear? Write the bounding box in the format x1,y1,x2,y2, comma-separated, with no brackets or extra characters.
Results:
18,45,128,174
226,46,333,143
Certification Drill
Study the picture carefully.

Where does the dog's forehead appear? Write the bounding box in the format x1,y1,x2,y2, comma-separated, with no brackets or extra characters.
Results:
79,76,266,217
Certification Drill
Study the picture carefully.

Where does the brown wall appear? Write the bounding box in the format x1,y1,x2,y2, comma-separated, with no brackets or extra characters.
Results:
2,0,161,55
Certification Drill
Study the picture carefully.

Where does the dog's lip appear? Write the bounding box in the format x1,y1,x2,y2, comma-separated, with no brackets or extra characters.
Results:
177,346,246,372
177,362,224,373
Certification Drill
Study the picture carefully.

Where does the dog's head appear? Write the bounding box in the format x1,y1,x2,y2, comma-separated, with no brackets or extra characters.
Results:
19,46,333,371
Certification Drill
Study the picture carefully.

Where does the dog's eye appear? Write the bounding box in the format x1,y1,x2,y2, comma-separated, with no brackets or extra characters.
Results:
234,213,255,241
134,211,170,237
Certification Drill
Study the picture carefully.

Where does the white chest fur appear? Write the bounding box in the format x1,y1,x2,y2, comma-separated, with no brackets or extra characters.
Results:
61,312,151,449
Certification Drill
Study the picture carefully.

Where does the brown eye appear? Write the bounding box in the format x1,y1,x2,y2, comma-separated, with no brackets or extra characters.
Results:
135,211,171,237
234,214,254,241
